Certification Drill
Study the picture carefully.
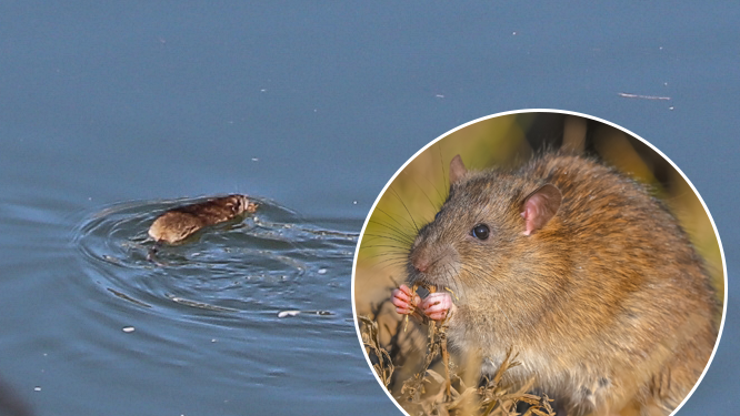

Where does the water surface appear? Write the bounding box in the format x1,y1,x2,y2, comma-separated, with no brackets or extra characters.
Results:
1,193,379,415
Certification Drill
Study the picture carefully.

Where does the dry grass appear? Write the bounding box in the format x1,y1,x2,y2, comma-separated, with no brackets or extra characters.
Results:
359,283,556,416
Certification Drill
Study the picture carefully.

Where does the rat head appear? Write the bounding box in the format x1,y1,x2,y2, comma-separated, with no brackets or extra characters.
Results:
224,194,257,215
407,155,562,296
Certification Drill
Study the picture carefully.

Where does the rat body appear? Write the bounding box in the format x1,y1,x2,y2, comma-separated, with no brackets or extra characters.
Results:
148,194,257,244
392,153,718,416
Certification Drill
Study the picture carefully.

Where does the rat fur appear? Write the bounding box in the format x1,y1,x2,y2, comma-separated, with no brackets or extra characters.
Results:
393,152,719,416
148,194,257,244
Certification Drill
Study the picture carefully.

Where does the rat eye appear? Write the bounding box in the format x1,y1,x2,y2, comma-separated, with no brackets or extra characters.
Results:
471,224,490,240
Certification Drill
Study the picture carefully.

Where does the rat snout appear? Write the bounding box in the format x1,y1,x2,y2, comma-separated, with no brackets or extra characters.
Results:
409,242,435,274
411,255,430,273
408,235,461,281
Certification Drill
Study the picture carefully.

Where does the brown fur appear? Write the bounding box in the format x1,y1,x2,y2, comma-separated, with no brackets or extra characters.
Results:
408,153,718,415
148,194,257,244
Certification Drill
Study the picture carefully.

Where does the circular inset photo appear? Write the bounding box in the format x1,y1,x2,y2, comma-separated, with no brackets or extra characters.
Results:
352,110,725,416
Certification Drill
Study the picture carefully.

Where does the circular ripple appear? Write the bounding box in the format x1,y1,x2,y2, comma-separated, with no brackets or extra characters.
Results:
74,196,357,318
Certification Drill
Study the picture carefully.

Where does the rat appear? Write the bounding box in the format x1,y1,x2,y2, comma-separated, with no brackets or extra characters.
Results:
391,152,719,416
148,194,258,244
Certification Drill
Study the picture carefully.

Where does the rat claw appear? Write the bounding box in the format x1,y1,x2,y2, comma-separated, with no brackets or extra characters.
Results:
391,284,421,315
395,284,413,299
426,311,448,321
420,292,454,321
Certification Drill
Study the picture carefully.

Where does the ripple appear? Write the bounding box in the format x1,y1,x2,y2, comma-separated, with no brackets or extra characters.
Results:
74,196,358,320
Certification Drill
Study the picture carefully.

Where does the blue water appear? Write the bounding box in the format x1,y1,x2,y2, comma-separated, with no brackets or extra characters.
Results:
0,2,737,415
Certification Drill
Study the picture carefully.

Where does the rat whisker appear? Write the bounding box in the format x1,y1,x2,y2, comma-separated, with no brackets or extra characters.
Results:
361,232,413,248
367,217,415,244
388,187,420,235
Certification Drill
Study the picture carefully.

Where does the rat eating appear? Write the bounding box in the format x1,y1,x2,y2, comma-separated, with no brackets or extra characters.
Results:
391,152,719,416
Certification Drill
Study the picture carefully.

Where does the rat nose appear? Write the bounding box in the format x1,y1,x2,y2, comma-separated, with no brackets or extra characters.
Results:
412,256,430,273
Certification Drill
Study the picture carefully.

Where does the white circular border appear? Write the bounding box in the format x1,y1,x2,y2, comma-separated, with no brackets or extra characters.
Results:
350,108,728,416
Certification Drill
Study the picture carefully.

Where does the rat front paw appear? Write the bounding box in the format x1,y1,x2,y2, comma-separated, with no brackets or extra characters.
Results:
419,292,455,321
391,284,421,315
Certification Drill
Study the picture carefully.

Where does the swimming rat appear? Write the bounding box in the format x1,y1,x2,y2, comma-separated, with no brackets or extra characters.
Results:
148,194,257,244
391,153,718,415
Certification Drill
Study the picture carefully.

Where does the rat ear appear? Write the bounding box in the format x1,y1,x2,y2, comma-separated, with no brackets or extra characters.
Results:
449,155,467,184
521,184,562,236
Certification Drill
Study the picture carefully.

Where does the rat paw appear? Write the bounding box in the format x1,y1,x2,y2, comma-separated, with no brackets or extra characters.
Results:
391,284,421,315
419,292,455,321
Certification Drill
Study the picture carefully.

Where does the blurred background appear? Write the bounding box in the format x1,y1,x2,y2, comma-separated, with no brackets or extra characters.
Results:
0,2,737,416
354,111,725,414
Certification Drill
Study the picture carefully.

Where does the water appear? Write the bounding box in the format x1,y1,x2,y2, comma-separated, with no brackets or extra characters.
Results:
1,194,377,415
76,197,349,314
1,2,738,416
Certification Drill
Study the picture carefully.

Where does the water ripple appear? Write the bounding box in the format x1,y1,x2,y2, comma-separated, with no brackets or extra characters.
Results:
74,196,358,321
